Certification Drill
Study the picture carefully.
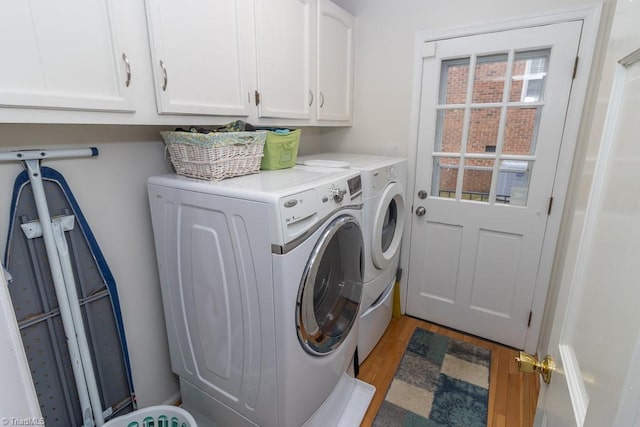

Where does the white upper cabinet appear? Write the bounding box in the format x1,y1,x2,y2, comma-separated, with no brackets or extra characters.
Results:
144,0,255,116
254,0,316,120
0,0,134,112
317,0,354,122
0,0,354,125
254,0,354,123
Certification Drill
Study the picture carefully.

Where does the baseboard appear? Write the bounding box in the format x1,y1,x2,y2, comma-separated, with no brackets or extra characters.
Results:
162,390,182,406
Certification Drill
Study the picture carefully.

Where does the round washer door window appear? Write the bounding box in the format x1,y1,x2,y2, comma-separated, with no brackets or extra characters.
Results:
372,182,406,270
297,215,364,356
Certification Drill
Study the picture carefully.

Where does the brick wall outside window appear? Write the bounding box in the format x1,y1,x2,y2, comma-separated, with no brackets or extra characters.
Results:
438,60,535,195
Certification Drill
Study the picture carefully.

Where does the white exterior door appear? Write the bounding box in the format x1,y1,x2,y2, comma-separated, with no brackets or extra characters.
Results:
536,48,640,427
406,21,582,349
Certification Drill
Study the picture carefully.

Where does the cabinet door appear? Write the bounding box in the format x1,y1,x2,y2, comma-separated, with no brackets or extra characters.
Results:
0,0,134,112
317,0,354,122
255,0,316,119
145,0,255,116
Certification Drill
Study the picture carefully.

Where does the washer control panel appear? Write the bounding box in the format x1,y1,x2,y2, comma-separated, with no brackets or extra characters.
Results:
329,185,347,203
279,174,362,243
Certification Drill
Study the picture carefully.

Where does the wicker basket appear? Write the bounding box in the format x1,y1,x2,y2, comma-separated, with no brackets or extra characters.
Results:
161,130,267,181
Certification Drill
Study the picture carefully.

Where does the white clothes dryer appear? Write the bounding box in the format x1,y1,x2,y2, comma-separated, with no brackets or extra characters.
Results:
147,167,374,427
297,153,407,363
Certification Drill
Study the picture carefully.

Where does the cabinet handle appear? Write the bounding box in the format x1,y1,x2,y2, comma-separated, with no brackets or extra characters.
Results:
160,60,168,91
122,53,131,87
308,90,313,106
320,92,325,108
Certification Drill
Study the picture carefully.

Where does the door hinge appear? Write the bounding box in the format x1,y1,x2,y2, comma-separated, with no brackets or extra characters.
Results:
254,90,260,106
572,56,579,79
527,311,533,327
547,196,554,215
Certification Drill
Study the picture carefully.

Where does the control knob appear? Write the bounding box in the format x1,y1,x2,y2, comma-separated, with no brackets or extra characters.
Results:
330,187,347,203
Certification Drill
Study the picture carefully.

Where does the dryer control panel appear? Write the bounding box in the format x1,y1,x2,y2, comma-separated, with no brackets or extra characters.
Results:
370,166,397,194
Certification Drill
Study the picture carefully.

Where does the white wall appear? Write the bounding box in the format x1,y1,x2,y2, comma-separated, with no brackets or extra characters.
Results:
539,0,640,353
0,125,178,408
327,0,624,352
325,0,611,158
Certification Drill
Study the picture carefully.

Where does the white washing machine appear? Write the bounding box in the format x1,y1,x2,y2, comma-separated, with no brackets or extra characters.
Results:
297,153,407,363
147,166,374,427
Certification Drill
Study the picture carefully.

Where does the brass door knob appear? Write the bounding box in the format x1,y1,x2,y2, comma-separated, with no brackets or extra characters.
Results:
515,351,555,384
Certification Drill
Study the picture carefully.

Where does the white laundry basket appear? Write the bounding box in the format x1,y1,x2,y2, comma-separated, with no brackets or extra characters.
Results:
103,405,197,427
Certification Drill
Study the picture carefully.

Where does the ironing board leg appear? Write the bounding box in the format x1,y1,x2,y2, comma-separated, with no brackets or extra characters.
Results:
24,159,104,427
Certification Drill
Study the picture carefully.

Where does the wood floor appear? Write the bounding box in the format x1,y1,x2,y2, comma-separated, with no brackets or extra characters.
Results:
358,315,540,427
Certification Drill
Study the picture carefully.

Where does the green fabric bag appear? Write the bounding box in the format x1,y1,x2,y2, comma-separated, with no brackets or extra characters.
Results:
260,129,301,170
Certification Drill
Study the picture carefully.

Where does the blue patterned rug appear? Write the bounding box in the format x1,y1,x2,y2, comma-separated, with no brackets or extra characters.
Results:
373,328,491,427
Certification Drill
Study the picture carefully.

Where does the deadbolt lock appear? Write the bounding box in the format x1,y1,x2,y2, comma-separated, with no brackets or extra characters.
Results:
515,351,555,384
418,190,428,199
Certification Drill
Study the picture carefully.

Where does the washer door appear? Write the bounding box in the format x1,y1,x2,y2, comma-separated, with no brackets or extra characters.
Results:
297,215,363,356
371,182,406,270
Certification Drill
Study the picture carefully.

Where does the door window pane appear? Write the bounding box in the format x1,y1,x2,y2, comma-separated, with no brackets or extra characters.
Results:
439,59,470,104
510,50,550,102
432,157,459,199
472,54,508,104
432,50,548,207
468,107,501,153
462,158,494,202
435,109,465,152
503,107,540,155
496,160,532,205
